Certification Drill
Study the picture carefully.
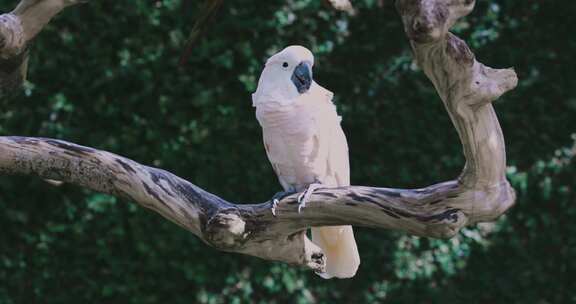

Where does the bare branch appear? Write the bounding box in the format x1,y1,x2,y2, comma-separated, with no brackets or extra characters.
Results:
0,0,517,275
0,0,86,97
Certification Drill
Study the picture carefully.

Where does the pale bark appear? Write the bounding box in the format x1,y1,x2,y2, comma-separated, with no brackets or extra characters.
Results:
0,0,517,274
0,0,85,97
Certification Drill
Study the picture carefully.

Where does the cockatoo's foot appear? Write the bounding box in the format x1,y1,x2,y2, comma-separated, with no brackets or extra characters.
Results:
270,189,296,216
271,200,278,217
297,183,323,213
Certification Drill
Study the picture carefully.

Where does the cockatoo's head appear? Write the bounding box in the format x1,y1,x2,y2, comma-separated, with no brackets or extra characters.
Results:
252,45,315,106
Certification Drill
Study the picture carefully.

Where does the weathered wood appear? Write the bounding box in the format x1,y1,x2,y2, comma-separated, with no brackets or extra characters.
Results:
0,0,86,98
0,0,517,275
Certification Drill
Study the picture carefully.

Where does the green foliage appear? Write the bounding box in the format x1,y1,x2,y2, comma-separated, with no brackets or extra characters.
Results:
1,0,575,302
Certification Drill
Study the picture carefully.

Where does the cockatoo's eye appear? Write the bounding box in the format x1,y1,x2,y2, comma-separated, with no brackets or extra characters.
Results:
282,62,289,68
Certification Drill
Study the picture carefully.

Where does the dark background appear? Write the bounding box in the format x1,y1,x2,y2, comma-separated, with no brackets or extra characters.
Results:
1,0,574,303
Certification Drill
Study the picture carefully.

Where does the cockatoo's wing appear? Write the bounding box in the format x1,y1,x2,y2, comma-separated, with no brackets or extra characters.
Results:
307,88,360,279
319,107,350,187
331,123,350,186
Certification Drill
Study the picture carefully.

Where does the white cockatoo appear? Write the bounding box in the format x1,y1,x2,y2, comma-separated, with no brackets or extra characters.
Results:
252,45,360,279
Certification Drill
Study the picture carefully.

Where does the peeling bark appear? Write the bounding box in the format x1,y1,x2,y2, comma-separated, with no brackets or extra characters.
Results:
0,0,517,275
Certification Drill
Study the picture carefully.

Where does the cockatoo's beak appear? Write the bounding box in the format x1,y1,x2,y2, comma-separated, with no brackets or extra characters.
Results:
291,61,312,94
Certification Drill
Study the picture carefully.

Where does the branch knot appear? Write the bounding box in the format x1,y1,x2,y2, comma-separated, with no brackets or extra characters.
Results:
204,210,248,250
0,14,25,59
398,0,448,43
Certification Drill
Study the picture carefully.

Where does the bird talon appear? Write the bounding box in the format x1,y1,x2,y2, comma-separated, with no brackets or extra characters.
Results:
297,192,305,203
270,190,296,217
271,199,279,216
298,201,306,213
297,192,306,213
297,183,322,213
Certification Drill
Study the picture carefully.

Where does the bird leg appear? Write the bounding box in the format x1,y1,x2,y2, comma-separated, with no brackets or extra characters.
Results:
297,182,323,213
270,188,297,216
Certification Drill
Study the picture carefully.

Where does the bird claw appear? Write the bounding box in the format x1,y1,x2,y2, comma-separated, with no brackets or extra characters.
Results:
297,196,306,213
297,183,323,213
271,199,279,217
269,189,296,217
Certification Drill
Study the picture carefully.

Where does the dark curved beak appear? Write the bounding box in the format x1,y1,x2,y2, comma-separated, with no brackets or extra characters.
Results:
291,62,312,94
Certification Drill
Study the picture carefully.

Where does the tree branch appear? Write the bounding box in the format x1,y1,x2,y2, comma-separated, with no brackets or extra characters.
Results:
0,0,517,275
0,0,86,98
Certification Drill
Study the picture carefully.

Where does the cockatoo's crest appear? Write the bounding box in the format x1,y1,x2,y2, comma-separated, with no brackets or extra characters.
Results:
252,45,315,106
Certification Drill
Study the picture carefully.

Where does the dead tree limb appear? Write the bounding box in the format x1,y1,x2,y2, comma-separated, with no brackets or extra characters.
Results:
0,0,86,98
0,0,517,275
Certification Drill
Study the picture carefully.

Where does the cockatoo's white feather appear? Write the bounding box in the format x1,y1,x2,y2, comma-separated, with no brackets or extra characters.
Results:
253,46,360,279
252,46,314,107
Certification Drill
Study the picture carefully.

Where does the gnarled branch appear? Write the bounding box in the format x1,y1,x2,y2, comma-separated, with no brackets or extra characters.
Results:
0,0,86,97
0,0,517,275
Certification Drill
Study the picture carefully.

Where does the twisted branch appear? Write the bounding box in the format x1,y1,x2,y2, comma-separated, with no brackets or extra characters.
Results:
0,0,517,274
